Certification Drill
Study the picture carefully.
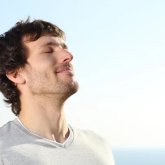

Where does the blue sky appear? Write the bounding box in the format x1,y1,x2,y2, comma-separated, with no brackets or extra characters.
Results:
0,0,165,147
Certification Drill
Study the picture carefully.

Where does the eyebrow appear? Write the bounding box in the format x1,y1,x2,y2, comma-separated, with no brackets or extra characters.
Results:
40,41,59,48
40,41,67,49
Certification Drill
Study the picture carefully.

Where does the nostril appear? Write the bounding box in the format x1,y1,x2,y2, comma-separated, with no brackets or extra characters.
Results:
64,51,73,62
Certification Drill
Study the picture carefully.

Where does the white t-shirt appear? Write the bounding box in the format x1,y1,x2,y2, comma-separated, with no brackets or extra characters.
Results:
0,119,115,165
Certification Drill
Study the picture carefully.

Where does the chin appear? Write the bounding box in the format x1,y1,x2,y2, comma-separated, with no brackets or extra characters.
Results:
65,80,79,98
69,80,79,94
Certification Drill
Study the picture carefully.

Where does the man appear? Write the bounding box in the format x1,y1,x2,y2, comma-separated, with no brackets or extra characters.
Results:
0,18,114,165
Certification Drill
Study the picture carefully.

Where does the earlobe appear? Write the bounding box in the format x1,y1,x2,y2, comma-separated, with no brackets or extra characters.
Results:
6,71,26,84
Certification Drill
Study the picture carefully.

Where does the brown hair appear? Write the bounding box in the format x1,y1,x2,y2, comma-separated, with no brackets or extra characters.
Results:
0,18,65,115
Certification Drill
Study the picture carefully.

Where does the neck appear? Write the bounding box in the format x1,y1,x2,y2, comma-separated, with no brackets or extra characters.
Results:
18,95,69,143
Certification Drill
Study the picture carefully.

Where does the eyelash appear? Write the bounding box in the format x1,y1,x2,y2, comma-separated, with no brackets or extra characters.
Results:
44,48,54,53
43,44,68,54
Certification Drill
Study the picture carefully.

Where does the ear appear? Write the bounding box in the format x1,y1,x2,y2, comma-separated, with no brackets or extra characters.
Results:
6,70,26,84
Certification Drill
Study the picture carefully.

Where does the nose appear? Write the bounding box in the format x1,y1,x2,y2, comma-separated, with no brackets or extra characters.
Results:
62,50,73,63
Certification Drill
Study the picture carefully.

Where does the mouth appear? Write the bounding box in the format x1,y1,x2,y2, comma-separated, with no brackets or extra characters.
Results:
56,66,74,75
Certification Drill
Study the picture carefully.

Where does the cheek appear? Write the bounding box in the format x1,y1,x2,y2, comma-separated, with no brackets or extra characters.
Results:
28,60,56,75
24,60,57,83
28,54,56,67
26,71,55,88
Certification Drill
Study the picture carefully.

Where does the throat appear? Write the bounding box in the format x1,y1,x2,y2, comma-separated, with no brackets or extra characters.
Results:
17,107,69,143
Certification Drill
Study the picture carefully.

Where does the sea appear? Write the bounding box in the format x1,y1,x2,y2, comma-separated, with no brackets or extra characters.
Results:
113,148,165,165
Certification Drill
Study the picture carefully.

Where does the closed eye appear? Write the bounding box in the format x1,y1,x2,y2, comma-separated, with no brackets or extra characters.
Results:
43,48,54,53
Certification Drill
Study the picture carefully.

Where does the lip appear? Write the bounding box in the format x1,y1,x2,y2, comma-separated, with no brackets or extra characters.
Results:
56,67,74,75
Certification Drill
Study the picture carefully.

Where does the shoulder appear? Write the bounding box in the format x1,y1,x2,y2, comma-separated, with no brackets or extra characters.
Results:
73,127,111,149
0,119,16,136
72,127,115,164
0,119,17,151
74,128,106,142
0,120,13,139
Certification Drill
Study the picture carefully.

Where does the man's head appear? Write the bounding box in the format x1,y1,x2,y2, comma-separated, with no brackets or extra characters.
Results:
0,18,78,116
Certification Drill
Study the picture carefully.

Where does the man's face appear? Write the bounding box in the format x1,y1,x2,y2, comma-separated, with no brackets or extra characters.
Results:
21,35,78,99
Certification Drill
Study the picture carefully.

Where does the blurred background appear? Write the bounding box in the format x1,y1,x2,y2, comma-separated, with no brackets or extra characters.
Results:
0,0,165,164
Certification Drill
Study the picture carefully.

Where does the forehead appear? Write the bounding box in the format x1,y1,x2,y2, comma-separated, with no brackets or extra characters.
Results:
23,35,65,50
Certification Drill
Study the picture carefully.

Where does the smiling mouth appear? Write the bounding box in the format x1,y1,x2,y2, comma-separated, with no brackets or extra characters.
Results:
56,67,74,75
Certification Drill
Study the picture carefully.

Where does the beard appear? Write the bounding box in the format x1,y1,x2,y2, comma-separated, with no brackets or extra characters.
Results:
54,78,79,99
26,70,79,101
